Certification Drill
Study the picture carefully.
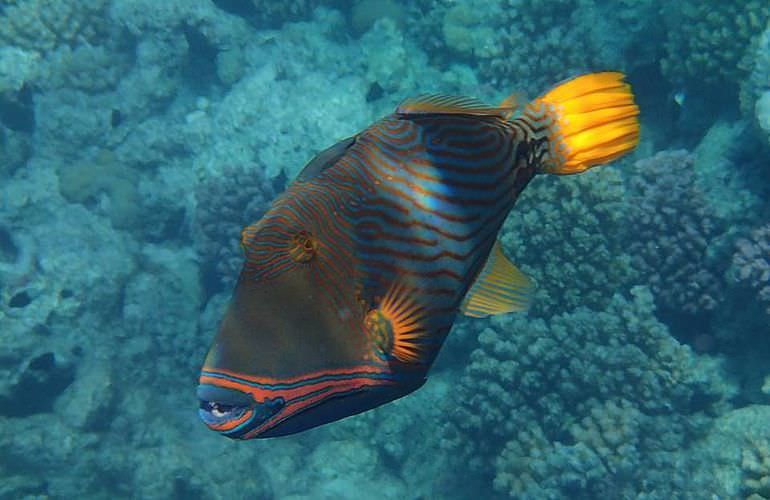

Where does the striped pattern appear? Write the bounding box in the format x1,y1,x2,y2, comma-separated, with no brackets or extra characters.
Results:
219,109,542,438
200,73,641,439
339,112,537,363
200,367,401,439
239,111,540,365
396,94,513,117
239,174,359,319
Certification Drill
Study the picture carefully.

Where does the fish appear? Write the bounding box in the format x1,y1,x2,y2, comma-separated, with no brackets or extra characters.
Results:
673,89,686,107
197,72,640,439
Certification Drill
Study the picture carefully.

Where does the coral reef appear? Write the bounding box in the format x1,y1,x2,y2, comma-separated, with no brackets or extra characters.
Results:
0,0,108,52
0,123,31,175
350,0,404,36
193,163,277,293
0,0,122,97
661,0,770,87
731,225,770,315
693,120,763,226
57,149,143,231
408,0,659,96
743,439,770,499
121,244,204,380
626,150,727,315
758,91,770,142
688,406,770,498
449,0,597,94
1,1,768,498
185,8,373,182
248,0,324,27
500,167,636,317
0,160,138,424
442,287,731,497
742,21,770,147
0,46,38,94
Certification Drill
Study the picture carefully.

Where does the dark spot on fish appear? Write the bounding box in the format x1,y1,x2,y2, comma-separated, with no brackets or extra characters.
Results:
0,85,34,133
110,109,123,128
9,290,31,308
61,289,74,299
71,346,83,357
366,82,384,103
211,0,257,18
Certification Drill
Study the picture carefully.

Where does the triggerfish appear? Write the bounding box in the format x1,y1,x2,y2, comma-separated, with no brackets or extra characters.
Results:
197,72,639,439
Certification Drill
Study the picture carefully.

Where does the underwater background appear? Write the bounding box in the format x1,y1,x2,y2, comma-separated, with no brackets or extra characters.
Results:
1,0,770,498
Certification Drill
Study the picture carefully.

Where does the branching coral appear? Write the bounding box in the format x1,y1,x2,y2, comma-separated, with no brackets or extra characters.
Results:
193,163,277,294
451,0,596,94
743,439,770,499
408,0,658,96
442,287,729,497
492,424,609,498
626,150,726,314
500,167,636,318
731,224,770,315
661,0,770,87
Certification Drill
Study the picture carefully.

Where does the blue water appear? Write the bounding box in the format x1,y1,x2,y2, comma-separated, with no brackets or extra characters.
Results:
1,1,769,498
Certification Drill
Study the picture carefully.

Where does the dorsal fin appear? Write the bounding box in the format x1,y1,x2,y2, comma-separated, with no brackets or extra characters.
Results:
296,135,357,182
461,241,534,318
396,94,512,117
498,91,524,120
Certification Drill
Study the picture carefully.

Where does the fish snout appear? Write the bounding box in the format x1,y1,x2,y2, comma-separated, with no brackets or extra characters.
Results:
197,384,254,434
196,383,284,439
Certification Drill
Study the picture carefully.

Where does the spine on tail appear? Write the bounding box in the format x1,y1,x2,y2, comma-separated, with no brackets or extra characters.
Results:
521,72,640,174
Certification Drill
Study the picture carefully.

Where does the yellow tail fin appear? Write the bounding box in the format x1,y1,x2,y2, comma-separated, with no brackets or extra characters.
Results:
523,72,640,175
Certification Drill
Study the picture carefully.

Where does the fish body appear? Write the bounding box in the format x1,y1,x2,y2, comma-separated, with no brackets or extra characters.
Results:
198,73,640,439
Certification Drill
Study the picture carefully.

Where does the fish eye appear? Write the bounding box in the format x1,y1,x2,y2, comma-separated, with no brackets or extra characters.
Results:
288,230,317,262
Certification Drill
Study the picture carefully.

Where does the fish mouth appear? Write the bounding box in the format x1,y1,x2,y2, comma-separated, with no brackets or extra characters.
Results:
197,384,255,431
196,383,284,438
198,400,249,425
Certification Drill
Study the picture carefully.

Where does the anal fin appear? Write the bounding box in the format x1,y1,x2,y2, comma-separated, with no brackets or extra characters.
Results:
461,241,534,318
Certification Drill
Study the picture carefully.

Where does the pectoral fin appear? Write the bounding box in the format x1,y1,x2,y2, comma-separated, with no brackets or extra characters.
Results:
461,241,534,318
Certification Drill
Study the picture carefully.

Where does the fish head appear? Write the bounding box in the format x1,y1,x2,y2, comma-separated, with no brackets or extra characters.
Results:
197,203,425,439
